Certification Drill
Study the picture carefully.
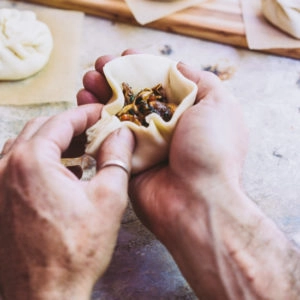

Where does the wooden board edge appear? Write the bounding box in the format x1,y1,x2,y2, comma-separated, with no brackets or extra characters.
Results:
12,0,300,59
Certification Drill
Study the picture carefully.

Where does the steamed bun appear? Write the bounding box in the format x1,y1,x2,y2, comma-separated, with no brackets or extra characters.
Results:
0,8,53,80
262,0,300,39
85,54,198,174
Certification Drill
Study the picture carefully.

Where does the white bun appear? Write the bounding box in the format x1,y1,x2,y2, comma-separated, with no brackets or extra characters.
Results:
262,0,300,39
0,8,53,80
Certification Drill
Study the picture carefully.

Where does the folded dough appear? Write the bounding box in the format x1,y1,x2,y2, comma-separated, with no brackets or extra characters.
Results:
85,54,198,174
0,8,53,80
262,0,300,39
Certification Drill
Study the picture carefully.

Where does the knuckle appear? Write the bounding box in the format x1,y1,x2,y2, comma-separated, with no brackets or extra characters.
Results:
25,116,48,128
8,143,30,167
8,141,40,174
2,138,15,153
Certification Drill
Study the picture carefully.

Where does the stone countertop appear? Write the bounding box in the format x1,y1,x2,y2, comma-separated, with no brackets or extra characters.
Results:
1,5,300,299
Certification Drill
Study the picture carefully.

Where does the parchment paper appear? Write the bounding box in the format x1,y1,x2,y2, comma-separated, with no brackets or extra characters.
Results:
125,0,207,25
0,2,84,105
241,0,300,49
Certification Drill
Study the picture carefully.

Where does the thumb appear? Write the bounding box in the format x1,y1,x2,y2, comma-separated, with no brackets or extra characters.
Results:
88,127,135,208
177,62,222,102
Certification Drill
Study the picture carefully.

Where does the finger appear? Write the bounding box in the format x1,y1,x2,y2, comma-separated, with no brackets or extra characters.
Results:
77,89,100,106
177,62,223,102
88,127,135,206
121,48,142,56
97,126,134,177
1,138,16,155
94,55,116,73
94,50,141,73
18,116,50,139
81,51,141,105
33,104,103,156
4,116,50,152
81,70,112,103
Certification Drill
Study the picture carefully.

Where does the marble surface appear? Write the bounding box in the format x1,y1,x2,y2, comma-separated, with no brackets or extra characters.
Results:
1,3,300,299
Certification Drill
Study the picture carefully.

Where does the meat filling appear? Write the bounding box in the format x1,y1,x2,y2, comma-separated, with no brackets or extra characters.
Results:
116,82,177,127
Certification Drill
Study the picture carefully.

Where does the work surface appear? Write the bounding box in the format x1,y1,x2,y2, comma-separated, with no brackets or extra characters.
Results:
1,3,300,299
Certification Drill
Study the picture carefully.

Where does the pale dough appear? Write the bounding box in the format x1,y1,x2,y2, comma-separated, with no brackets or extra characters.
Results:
85,54,198,174
0,8,53,80
124,0,206,25
262,0,300,39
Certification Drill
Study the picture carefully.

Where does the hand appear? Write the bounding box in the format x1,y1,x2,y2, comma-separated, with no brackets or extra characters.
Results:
128,61,300,299
0,104,135,300
78,51,300,299
77,50,248,238
129,62,248,235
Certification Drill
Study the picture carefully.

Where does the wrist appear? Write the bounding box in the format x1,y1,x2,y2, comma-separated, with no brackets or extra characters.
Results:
159,173,246,244
161,175,249,244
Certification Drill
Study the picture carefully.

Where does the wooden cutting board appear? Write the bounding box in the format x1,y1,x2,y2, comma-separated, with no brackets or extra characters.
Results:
16,0,300,59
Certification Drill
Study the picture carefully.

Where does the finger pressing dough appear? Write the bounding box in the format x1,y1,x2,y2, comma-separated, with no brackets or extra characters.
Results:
262,0,300,39
85,54,198,174
0,8,53,80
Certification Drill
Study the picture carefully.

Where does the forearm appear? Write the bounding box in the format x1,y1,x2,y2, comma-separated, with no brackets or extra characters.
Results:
0,267,93,300
162,179,300,299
